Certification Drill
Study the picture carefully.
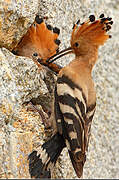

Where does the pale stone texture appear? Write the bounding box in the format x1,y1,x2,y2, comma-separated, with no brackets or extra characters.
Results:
0,0,119,179
9,132,32,178
0,0,39,50
0,48,53,178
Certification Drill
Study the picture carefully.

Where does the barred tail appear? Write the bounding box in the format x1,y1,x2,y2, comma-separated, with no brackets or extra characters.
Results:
28,133,66,178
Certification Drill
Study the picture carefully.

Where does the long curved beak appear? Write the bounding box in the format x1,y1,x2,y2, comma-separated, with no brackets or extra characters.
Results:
46,47,73,64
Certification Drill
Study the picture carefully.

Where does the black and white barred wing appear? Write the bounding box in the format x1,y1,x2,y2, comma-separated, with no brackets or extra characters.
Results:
85,103,96,151
55,75,89,177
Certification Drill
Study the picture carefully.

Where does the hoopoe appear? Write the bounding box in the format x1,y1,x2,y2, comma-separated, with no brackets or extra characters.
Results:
27,14,113,178
12,15,62,127
12,15,61,72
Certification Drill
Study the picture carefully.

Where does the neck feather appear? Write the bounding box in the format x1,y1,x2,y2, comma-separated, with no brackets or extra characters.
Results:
76,47,98,71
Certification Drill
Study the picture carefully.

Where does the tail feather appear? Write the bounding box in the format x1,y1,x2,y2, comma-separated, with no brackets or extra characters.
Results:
28,133,66,178
68,151,86,178
28,151,51,178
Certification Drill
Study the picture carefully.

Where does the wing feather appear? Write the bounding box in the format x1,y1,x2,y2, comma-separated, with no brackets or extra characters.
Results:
54,74,96,178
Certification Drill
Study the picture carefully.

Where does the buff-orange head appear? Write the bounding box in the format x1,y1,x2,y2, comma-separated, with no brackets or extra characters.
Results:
47,14,113,63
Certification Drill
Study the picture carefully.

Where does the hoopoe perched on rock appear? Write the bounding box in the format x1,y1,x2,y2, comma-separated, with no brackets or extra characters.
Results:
12,15,62,127
27,14,113,178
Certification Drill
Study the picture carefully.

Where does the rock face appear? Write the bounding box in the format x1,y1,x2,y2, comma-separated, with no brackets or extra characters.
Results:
0,0,39,50
0,47,51,178
0,0,119,179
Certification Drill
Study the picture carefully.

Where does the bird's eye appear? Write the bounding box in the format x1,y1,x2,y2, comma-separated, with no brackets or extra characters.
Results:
74,42,79,47
33,52,38,56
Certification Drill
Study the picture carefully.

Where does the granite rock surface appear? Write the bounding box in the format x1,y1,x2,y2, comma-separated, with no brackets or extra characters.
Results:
0,0,119,179
0,0,38,50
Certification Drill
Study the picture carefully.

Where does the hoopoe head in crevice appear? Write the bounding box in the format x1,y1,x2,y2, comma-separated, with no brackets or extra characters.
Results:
47,14,113,64
12,15,61,61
